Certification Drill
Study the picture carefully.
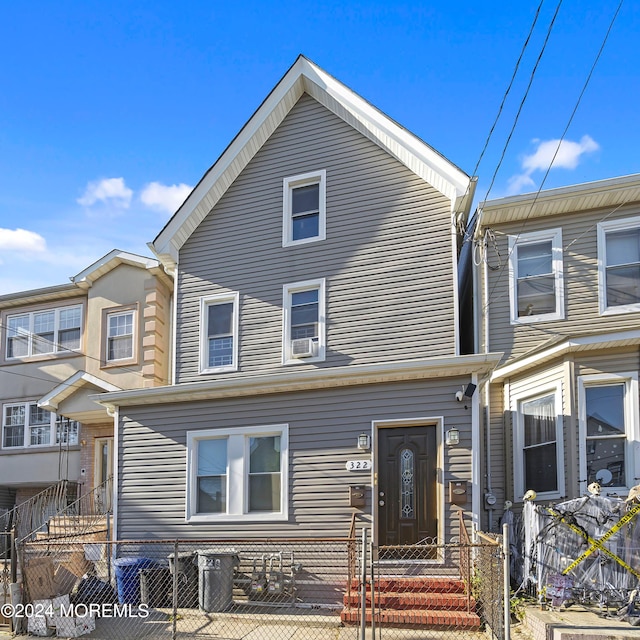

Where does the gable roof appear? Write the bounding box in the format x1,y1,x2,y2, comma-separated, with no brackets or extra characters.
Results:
151,55,472,271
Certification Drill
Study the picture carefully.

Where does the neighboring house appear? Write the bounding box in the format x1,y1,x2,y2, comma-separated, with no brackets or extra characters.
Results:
475,173,640,529
97,56,501,546
0,250,172,530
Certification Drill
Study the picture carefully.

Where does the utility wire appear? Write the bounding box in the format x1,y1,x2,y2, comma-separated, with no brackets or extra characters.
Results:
482,0,625,314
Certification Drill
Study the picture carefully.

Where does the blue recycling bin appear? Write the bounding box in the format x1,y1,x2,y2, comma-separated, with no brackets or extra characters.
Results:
113,557,156,605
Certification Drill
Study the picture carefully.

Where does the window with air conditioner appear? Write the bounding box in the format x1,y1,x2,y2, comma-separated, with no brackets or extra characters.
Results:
282,279,325,364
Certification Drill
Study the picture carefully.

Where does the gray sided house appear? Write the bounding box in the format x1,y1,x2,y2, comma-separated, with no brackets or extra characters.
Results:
475,174,640,529
98,56,501,546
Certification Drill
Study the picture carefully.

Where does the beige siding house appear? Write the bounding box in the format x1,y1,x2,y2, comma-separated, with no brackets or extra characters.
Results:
475,174,640,529
0,250,172,531
99,56,501,546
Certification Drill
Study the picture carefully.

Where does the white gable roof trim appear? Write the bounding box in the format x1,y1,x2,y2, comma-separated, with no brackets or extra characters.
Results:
152,56,470,269
38,371,122,412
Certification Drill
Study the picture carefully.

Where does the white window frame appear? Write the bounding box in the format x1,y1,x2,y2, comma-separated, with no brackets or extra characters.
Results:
597,216,640,315
186,424,289,522
2,402,80,450
105,309,135,363
282,279,325,364
508,228,564,324
578,372,640,495
5,304,82,359
199,292,239,374
512,382,565,501
282,170,326,247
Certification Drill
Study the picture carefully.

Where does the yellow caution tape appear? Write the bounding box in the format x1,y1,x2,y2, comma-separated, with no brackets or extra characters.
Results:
542,502,640,580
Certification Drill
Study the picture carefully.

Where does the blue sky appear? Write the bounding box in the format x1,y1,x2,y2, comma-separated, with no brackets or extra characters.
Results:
0,0,637,294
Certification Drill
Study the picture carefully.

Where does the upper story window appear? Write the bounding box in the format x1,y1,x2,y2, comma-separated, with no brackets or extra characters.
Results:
598,216,640,314
199,292,239,374
578,372,639,494
512,382,565,501
508,229,564,324
107,311,134,361
6,305,82,359
282,170,326,247
2,402,80,449
282,279,325,364
186,424,288,522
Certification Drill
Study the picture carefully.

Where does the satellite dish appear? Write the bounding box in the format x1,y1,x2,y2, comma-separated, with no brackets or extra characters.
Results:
596,469,613,485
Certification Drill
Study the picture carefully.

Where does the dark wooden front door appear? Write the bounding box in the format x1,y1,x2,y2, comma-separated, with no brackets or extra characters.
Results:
378,426,438,545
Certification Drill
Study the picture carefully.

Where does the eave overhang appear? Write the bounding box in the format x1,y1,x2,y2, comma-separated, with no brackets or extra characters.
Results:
490,329,640,383
476,173,640,232
92,353,503,414
150,55,471,274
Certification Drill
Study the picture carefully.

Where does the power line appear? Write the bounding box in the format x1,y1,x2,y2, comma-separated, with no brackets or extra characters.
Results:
480,0,625,316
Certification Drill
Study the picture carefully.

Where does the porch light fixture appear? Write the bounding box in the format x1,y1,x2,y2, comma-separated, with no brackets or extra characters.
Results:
445,428,460,446
357,433,371,451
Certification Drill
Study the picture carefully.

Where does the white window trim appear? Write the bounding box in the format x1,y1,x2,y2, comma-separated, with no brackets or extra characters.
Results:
597,215,640,315
105,309,135,363
508,228,564,324
578,372,640,495
282,278,326,365
186,424,289,523
512,381,565,502
1,402,80,450
282,170,326,247
5,304,83,360
199,292,239,374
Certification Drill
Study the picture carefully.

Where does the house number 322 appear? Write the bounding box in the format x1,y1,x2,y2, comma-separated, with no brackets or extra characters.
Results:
346,460,372,471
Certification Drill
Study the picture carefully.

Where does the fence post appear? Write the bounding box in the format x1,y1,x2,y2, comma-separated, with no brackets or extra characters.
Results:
172,540,178,640
502,522,511,640
360,527,367,640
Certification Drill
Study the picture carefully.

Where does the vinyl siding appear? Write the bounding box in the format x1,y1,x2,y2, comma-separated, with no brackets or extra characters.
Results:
483,205,640,365
117,378,473,540
176,94,456,383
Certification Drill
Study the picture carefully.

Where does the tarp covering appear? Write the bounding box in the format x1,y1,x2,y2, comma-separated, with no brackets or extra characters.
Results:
520,495,640,602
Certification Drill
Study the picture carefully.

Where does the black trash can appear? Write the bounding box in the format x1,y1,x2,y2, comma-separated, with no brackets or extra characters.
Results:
196,549,238,612
139,561,172,608
168,551,198,608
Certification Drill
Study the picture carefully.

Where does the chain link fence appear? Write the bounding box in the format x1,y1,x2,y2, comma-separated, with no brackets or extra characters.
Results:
9,531,508,639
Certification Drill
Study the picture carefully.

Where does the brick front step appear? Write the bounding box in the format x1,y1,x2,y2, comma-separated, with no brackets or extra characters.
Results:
350,577,467,593
343,591,475,611
340,607,482,630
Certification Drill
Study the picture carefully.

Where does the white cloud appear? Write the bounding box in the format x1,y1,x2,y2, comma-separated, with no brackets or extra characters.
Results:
522,135,600,172
140,182,192,215
506,135,600,196
77,177,133,208
0,228,47,252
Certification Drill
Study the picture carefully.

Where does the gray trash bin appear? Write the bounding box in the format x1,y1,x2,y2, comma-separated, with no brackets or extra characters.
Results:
197,549,238,612
168,551,198,608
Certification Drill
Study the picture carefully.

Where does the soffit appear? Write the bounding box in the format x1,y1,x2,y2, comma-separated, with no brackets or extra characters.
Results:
151,56,470,270
479,173,640,227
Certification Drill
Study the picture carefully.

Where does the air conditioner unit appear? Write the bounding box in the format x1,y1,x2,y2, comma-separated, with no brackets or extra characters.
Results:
291,338,316,358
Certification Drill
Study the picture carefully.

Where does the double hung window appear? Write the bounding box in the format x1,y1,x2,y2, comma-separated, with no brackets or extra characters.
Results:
6,305,82,359
2,402,80,449
199,292,239,373
513,383,564,500
283,279,325,363
283,171,326,246
106,311,134,362
187,424,288,522
598,217,640,314
508,229,564,323
579,373,639,492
